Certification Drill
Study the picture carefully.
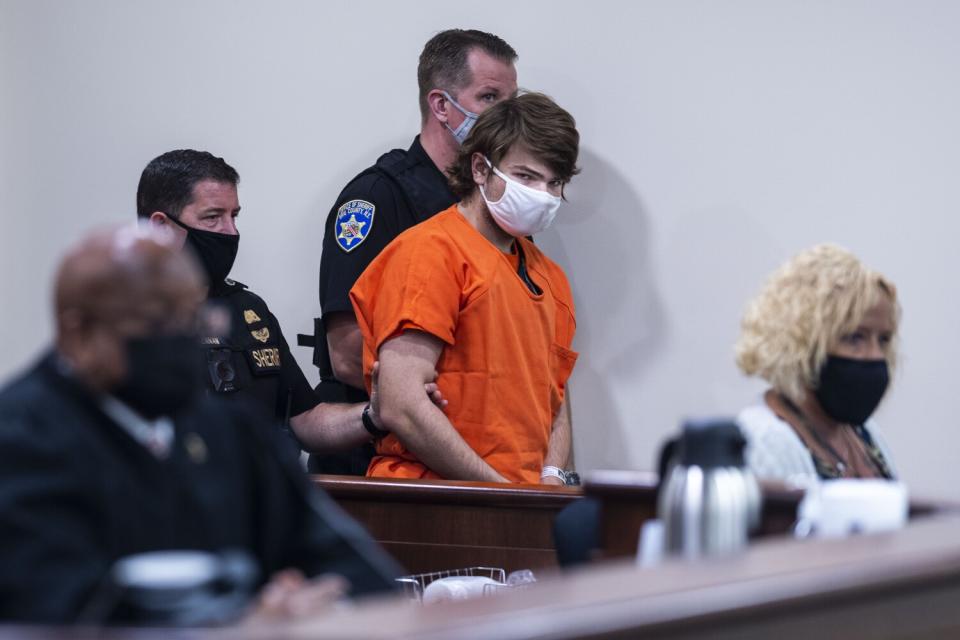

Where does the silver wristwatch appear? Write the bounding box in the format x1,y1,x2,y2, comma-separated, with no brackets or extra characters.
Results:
540,465,581,486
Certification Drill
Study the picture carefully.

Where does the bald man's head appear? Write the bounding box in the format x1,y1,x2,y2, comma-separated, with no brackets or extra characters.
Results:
55,225,206,396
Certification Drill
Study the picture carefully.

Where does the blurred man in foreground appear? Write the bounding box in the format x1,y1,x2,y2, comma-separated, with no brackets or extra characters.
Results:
0,225,400,623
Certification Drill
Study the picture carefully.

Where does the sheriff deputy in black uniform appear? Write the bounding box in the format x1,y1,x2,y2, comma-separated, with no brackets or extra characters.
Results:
0,225,400,623
137,150,444,452
306,29,519,474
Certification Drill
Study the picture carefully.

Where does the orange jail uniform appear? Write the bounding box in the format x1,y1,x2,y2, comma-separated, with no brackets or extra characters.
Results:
350,205,578,484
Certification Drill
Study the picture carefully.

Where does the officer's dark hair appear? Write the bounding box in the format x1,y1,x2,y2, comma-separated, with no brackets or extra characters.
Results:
417,29,518,121
447,92,580,200
136,149,239,220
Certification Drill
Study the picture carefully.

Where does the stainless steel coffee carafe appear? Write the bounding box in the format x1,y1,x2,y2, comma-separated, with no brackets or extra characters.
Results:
657,418,761,559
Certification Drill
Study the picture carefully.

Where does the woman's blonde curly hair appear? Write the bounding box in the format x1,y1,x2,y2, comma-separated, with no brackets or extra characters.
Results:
735,244,900,403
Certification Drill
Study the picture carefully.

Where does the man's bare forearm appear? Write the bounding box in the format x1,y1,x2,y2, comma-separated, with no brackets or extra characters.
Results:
290,403,367,453
543,391,573,470
325,312,365,390
289,360,449,456
384,395,506,482
378,332,507,483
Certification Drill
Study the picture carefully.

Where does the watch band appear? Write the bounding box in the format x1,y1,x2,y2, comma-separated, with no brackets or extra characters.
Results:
541,465,566,482
361,404,389,441
541,465,581,486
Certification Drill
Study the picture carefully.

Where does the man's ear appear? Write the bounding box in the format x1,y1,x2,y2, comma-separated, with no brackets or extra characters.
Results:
148,211,169,228
56,308,107,384
146,211,188,248
426,89,451,124
55,307,86,359
470,153,490,186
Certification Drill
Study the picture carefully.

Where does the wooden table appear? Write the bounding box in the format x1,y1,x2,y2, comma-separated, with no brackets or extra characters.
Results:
313,475,582,575
8,516,960,639
284,512,960,640
316,472,958,574
6,478,960,639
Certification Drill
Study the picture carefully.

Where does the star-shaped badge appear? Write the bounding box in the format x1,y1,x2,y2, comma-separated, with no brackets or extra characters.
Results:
337,214,367,246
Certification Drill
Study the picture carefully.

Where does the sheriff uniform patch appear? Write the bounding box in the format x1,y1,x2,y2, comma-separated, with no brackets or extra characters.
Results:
335,199,375,252
247,347,282,375
243,309,261,324
250,327,270,343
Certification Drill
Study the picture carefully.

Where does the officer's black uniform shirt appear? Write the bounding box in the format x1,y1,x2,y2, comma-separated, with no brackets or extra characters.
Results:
318,135,456,324
309,137,455,474
0,354,401,623
206,279,317,425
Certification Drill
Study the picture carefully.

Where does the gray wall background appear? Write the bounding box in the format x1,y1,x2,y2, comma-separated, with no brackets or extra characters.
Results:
2,1,957,499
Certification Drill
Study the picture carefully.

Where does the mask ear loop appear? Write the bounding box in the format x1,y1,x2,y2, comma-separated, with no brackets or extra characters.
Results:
442,91,479,144
483,156,510,182
442,91,479,120
478,156,507,206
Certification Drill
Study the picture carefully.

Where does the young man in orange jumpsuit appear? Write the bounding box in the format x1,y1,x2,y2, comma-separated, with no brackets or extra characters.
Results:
350,93,580,484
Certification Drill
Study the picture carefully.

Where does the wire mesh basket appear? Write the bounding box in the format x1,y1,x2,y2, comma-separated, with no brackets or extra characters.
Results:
396,566,506,602
481,569,537,596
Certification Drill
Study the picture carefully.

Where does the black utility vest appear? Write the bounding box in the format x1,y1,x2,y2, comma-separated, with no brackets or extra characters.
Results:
301,148,456,402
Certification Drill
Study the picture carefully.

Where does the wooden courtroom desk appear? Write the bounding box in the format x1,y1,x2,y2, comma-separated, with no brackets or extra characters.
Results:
316,472,956,576
5,516,960,639
6,482,959,639
313,475,582,575
280,512,960,640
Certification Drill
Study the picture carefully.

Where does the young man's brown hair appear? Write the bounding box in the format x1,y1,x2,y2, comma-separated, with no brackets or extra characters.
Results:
447,92,581,199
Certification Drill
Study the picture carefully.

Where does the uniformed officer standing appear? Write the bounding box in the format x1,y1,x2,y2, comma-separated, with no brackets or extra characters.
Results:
310,29,519,473
137,150,409,451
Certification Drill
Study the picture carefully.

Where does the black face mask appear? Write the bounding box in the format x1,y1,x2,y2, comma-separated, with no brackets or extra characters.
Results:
114,334,201,419
169,216,239,292
814,356,889,426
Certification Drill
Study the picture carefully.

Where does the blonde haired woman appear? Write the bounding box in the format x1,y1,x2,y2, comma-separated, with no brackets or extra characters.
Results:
735,244,899,485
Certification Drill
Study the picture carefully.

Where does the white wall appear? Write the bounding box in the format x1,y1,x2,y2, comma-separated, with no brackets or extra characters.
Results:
2,0,957,500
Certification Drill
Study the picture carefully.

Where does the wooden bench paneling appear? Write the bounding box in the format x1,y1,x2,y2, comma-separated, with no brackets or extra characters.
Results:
313,475,582,575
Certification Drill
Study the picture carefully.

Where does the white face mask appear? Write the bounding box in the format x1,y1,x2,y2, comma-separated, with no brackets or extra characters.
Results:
479,157,562,237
